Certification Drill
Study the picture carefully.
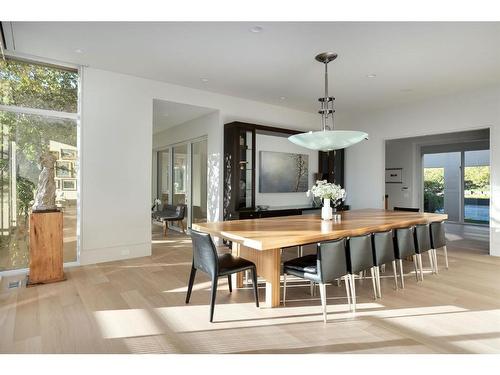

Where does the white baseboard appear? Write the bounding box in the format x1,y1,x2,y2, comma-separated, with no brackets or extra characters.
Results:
79,242,152,265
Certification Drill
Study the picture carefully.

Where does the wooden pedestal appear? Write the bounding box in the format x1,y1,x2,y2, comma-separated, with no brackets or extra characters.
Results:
27,211,65,286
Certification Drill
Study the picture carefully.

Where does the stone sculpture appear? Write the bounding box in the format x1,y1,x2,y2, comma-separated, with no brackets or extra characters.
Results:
32,152,58,212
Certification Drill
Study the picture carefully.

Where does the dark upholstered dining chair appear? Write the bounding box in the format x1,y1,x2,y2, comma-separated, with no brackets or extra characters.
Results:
393,207,420,212
282,238,351,323
430,221,448,269
414,223,437,279
346,234,378,312
186,230,259,322
394,227,419,288
371,230,399,297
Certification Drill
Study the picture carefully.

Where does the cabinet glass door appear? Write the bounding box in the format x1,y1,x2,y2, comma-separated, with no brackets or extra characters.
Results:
238,130,254,209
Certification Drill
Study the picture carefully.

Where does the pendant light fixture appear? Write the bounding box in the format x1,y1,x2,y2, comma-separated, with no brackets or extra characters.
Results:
288,52,368,151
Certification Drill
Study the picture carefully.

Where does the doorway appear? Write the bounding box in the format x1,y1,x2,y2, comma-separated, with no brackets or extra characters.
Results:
385,128,490,253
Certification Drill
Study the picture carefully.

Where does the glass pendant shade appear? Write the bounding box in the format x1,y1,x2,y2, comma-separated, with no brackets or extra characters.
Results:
288,130,369,151
288,52,368,151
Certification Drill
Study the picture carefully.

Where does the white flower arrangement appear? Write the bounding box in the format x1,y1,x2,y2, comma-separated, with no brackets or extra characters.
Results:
307,180,346,206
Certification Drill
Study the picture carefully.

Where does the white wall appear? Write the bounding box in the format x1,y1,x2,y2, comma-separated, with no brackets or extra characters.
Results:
255,134,317,207
385,138,419,209
81,67,317,265
342,86,500,256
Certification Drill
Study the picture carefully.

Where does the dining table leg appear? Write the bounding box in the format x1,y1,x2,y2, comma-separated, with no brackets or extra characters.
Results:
232,243,282,308
231,242,244,288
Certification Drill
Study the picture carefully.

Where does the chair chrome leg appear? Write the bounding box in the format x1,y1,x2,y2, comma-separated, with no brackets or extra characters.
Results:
428,250,435,274
417,253,424,281
336,278,341,287
370,267,377,300
350,274,357,313
283,273,287,306
398,259,405,289
392,260,398,290
380,264,386,273
433,249,439,274
413,255,419,282
344,275,351,310
443,245,449,269
310,281,316,296
319,283,327,323
375,265,382,298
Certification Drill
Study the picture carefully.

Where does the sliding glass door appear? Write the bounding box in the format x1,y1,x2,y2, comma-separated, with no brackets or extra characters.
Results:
172,144,188,229
191,139,208,224
423,152,461,221
155,137,207,228
157,149,171,207
172,144,188,206
423,149,490,225
464,150,490,224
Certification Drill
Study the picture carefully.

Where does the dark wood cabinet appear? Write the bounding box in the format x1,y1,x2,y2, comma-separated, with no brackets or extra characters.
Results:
223,121,345,220
318,149,344,186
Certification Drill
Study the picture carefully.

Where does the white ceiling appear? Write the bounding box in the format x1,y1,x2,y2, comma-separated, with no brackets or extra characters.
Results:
5,22,500,113
152,100,216,133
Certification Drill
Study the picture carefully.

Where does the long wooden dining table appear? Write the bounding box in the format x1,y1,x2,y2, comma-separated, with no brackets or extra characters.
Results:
192,208,448,308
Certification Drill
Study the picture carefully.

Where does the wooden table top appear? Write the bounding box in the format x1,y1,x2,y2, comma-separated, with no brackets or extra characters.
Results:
192,209,448,251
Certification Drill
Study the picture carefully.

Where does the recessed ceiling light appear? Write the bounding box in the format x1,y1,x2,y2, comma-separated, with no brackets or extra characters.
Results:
280,96,286,100
367,74,377,78
200,78,209,83
74,48,84,54
249,26,264,33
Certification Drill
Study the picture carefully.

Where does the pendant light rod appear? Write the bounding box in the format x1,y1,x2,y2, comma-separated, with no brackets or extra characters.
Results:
315,52,337,132
324,61,328,103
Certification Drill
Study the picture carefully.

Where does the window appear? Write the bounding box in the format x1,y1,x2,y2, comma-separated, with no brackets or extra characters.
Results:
0,58,79,271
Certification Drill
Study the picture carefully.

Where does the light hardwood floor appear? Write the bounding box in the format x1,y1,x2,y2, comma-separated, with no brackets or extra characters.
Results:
1,224,499,354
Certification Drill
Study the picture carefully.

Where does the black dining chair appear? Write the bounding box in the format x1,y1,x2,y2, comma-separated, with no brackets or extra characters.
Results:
371,230,399,297
282,238,351,323
430,221,448,269
414,223,437,279
346,234,378,312
394,227,419,288
186,230,259,322
393,207,420,212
